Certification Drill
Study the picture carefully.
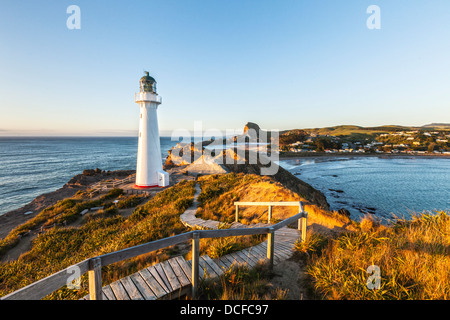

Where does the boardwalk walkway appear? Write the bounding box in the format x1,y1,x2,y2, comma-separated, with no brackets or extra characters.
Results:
82,183,301,300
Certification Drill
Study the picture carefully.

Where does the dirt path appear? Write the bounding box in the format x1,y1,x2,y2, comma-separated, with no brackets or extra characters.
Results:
270,253,309,300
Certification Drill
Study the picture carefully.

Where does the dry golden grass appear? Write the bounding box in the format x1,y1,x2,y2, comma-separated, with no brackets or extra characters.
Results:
199,263,288,300
0,180,196,300
304,211,450,300
196,173,355,234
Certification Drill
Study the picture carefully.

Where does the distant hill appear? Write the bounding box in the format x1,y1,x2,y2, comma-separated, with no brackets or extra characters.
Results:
280,124,450,138
281,125,416,137
421,123,450,129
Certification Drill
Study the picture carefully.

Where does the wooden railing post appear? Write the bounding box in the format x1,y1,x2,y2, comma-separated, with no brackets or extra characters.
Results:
235,205,239,223
268,205,272,223
88,257,102,300
267,228,275,270
191,232,200,299
299,212,307,242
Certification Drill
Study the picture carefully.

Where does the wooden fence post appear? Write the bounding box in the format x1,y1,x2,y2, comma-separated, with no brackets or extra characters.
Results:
300,213,307,242
267,228,275,270
191,232,200,299
235,205,239,223
88,258,102,300
268,205,272,223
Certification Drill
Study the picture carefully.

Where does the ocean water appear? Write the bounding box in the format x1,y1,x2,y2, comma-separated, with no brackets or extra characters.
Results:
279,156,450,222
0,137,180,215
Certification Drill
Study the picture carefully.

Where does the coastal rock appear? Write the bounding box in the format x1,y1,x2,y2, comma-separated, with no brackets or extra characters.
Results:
243,122,261,140
337,208,351,217
83,169,96,176
329,188,344,193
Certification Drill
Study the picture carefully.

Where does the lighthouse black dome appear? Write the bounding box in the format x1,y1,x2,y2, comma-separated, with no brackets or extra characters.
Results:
140,71,157,93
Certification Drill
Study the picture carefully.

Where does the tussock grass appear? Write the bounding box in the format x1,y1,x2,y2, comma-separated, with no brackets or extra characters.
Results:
0,180,196,299
199,263,288,300
303,211,450,300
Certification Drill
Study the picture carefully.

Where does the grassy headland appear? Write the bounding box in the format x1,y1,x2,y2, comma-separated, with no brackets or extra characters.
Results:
0,180,196,299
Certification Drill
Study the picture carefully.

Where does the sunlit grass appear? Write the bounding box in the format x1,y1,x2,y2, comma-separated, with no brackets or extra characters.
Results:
302,211,450,300
0,180,196,299
199,263,287,300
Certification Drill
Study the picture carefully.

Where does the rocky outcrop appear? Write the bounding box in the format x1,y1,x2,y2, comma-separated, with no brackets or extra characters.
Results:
67,169,134,188
183,155,229,177
223,155,330,210
164,141,208,168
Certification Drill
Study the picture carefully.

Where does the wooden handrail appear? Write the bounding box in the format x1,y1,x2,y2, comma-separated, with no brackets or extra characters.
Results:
234,201,303,224
234,201,301,206
1,207,307,300
1,259,90,300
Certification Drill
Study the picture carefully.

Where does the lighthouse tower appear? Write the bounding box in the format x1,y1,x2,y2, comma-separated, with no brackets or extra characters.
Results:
135,71,169,188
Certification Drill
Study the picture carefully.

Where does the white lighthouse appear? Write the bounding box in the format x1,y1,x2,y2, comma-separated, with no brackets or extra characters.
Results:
135,71,169,188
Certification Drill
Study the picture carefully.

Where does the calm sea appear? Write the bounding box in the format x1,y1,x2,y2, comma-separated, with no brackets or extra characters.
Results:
0,137,180,215
279,156,450,222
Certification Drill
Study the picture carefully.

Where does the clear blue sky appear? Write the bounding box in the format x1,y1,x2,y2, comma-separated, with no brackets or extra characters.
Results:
1,0,449,136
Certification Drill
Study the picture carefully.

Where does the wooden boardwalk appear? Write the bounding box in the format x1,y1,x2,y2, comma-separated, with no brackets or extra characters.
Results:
81,183,301,300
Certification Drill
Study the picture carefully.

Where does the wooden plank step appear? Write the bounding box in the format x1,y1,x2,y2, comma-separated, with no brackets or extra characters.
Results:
219,253,239,268
227,252,247,266
273,232,299,240
202,255,224,277
174,256,193,283
153,264,172,292
234,250,257,268
242,247,265,265
120,275,144,300
147,265,171,297
229,222,246,229
250,244,269,261
139,267,168,299
109,280,130,300
186,259,205,279
103,284,116,300
129,273,157,300
276,241,295,252
199,255,219,278
214,257,231,271
216,255,234,270
168,257,191,288
160,260,181,292
257,242,282,263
